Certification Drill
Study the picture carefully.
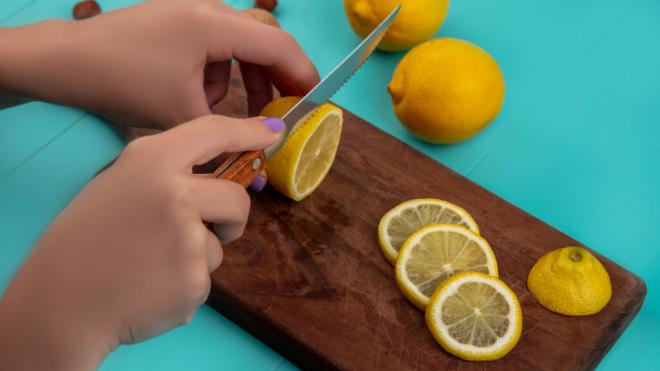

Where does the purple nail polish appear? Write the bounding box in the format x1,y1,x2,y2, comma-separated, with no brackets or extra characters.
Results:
262,117,285,133
249,176,267,192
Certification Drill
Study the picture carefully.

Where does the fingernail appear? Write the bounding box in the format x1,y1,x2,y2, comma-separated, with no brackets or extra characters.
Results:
262,117,285,133
249,175,267,192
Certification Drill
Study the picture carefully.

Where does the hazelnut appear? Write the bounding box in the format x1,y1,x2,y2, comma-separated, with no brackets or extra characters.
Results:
254,0,278,12
243,8,280,28
72,0,101,20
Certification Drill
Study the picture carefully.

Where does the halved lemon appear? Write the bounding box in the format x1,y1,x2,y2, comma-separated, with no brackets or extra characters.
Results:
395,224,497,310
426,272,522,361
261,97,343,201
379,199,479,265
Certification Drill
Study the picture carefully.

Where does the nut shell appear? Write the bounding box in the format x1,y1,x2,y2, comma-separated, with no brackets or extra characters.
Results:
254,0,278,12
243,8,280,28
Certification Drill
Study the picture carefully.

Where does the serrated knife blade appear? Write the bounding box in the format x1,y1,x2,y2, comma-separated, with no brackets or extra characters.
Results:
265,5,401,159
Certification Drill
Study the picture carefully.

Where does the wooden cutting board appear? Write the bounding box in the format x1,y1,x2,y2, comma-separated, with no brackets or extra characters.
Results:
203,70,646,371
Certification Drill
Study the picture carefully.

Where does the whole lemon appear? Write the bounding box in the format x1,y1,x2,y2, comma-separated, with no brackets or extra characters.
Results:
343,0,449,52
388,38,505,144
527,246,612,316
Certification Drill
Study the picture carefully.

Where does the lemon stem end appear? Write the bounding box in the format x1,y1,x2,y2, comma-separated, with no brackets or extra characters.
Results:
569,251,583,262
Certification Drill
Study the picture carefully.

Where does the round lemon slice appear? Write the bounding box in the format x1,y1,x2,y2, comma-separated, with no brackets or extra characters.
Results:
395,224,497,310
262,98,343,201
378,199,479,265
426,272,522,361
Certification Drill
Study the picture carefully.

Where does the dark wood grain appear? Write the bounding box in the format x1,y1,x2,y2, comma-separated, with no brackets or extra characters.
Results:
200,67,646,371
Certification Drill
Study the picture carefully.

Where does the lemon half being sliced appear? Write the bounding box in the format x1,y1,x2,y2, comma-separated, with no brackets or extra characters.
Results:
379,199,479,265
261,97,343,201
426,272,522,361
395,224,497,310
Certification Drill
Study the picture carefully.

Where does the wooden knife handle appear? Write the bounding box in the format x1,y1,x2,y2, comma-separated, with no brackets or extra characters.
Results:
212,150,265,188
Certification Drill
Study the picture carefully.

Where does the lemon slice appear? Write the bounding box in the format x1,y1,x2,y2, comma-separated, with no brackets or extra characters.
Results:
261,97,343,201
426,272,522,361
395,224,497,309
379,199,479,265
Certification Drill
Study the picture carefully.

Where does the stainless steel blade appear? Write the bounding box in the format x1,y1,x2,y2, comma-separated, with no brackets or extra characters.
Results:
265,5,401,159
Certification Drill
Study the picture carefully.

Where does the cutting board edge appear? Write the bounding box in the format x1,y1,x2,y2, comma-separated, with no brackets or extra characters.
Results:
582,274,646,370
207,273,646,371
332,103,645,286
207,286,338,371
202,71,649,370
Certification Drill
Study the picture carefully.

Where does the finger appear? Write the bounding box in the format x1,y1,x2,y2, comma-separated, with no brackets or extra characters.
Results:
192,178,251,245
266,68,305,97
204,61,232,106
239,61,273,116
206,230,224,272
182,87,214,126
206,15,320,95
155,115,282,169
248,170,268,192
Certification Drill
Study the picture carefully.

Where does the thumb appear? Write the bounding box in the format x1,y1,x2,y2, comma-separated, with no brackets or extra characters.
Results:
155,115,284,170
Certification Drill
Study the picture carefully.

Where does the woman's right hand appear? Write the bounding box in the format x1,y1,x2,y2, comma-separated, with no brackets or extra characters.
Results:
0,115,283,371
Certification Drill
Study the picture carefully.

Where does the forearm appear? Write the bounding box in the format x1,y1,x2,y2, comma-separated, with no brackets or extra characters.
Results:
0,20,77,108
0,252,114,371
0,306,109,371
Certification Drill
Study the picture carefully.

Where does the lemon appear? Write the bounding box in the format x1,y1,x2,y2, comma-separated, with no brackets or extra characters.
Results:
395,224,497,310
378,199,479,265
260,97,343,201
343,0,449,52
426,272,522,361
527,246,612,316
388,38,505,144
259,96,301,118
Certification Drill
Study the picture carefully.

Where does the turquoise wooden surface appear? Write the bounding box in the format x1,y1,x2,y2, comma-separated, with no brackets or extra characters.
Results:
1,0,658,370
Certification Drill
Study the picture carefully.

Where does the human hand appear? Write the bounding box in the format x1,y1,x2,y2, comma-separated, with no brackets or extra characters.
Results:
0,0,319,129
0,115,282,370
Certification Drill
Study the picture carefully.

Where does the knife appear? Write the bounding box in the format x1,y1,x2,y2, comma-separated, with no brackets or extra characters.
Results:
212,5,401,188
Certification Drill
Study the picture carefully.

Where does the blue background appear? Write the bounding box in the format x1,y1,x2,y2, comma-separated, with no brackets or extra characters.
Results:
1,0,659,369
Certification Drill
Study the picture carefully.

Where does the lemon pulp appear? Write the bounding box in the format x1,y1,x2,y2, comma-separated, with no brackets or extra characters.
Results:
378,199,479,264
426,272,522,361
395,224,497,309
261,97,343,201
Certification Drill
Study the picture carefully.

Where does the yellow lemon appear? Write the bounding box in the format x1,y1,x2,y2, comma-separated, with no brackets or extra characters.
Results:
426,272,522,361
395,224,497,310
343,0,449,52
388,38,505,144
259,97,343,201
527,246,612,316
259,96,301,118
378,198,479,265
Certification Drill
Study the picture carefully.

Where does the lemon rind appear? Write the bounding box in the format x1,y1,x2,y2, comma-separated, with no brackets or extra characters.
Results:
266,103,343,201
426,272,522,361
378,199,480,265
289,107,343,200
395,224,497,310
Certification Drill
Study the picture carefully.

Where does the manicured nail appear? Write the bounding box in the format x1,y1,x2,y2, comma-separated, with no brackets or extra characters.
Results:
262,117,285,133
249,175,267,192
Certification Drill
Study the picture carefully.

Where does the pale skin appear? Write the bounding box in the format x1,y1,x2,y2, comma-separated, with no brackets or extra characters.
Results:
0,1,320,370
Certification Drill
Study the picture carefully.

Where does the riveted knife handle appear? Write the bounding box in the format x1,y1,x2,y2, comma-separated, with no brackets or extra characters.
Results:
213,150,265,188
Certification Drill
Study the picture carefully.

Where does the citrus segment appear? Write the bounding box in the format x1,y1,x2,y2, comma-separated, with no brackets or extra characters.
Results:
378,199,479,264
260,97,343,201
395,224,497,309
426,272,522,361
